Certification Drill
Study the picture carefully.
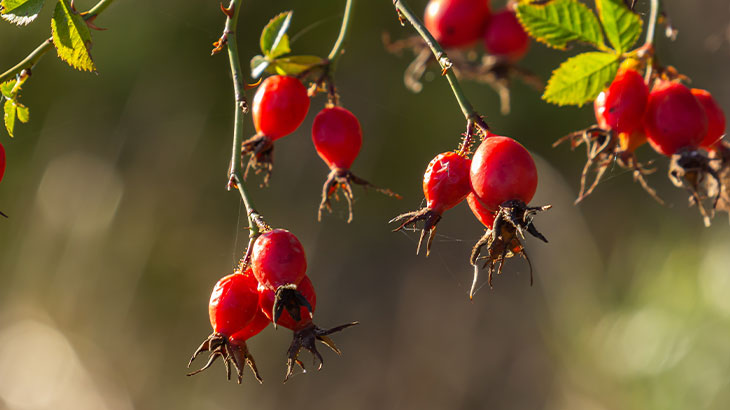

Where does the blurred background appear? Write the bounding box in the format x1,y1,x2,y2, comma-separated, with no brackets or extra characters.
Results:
1,0,730,409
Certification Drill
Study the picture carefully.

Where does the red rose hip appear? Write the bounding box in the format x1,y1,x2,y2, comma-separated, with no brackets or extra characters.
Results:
483,8,530,61
644,80,708,156
594,67,649,135
312,106,362,170
251,228,307,290
424,0,491,49
252,75,310,140
691,88,726,149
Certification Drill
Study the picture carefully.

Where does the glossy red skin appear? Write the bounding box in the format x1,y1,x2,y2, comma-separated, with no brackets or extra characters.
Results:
424,0,491,49
483,9,529,61
258,275,316,331
466,192,496,228
691,88,726,149
208,269,260,338
252,75,310,140
312,106,362,170
0,142,5,183
594,68,648,134
252,229,307,290
470,136,537,212
423,152,472,214
644,81,708,156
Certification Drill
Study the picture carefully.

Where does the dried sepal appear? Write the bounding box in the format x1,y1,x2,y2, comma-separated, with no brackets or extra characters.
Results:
319,168,400,223
284,322,359,382
187,332,262,384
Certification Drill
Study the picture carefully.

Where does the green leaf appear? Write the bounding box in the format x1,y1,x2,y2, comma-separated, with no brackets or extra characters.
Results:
543,51,619,106
0,81,14,98
516,0,605,50
250,55,269,79
51,0,95,72
3,96,29,137
1,0,44,25
596,0,642,53
260,11,292,59
271,55,324,76
16,102,28,123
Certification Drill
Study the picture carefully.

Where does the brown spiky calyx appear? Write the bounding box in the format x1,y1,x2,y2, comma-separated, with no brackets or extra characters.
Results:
469,199,551,299
284,321,359,382
390,207,442,256
669,148,724,227
187,332,262,384
319,168,401,223
241,133,274,186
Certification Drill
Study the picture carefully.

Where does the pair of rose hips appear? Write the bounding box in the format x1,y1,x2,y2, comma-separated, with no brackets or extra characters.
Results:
246,74,397,221
392,134,549,297
188,228,356,383
586,64,726,223
424,0,529,61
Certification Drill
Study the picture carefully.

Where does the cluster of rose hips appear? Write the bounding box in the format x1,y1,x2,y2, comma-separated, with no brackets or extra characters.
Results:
557,61,728,225
391,130,550,298
243,74,398,222
388,0,534,113
188,227,357,383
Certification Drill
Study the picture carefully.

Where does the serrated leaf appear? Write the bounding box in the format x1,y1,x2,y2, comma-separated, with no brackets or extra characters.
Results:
260,11,292,58
596,0,642,53
543,51,619,106
51,0,95,72
0,81,14,98
16,102,28,123
271,55,324,76
250,55,269,79
516,0,605,50
4,99,17,137
1,0,44,25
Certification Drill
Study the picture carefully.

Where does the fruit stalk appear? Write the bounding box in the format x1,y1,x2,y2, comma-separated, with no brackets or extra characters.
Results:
641,0,660,82
392,0,489,135
327,0,354,66
0,0,117,84
220,0,263,238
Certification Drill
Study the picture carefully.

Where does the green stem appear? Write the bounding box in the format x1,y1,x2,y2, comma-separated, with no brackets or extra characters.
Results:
644,0,660,47
392,0,489,134
223,0,261,237
327,0,354,63
0,0,117,84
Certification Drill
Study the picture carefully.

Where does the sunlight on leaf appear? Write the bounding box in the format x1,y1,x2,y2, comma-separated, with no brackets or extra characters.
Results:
543,51,619,106
260,11,293,59
596,0,642,53
1,0,44,26
516,0,605,50
51,0,95,72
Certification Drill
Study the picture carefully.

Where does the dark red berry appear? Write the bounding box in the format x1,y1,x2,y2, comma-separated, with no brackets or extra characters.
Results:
470,136,537,211
691,88,726,149
188,268,265,383
483,8,529,61
424,0,491,49
391,151,471,255
251,229,307,290
252,75,310,140
644,80,708,156
312,106,362,170
594,67,649,135
467,192,495,228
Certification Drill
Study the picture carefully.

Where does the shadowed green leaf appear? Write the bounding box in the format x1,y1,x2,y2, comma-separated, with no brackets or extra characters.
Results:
271,55,324,76
516,0,605,50
250,55,269,79
596,0,642,53
1,0,44,25
51,0,95,72
0,81,14,98
543,51,619,106
260,11,292,59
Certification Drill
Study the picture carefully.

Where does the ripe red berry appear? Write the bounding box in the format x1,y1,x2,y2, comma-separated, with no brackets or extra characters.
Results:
312,106,362,170
0,142,5,183
691,88,726,149
470,136,537,211
424,0,491,49
391,151,472,255
644,80,708,156
252,75,310,140
483,8,530,61
188,268,265,383
258,274,357,382
466,192,495,229
251,229,307,290
259,275,317,331
594,67,649,135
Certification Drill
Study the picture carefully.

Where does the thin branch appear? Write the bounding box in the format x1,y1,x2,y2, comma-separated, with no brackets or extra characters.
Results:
222,0,262,238
0,0,117,84
392,0,489,135
642,0,660,83
327,0,354,63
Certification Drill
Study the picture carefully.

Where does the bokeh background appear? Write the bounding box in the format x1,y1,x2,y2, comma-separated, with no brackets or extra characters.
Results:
1,0,730,409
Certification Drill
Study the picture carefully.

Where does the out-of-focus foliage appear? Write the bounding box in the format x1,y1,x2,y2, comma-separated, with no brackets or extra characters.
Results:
0,1,729,409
